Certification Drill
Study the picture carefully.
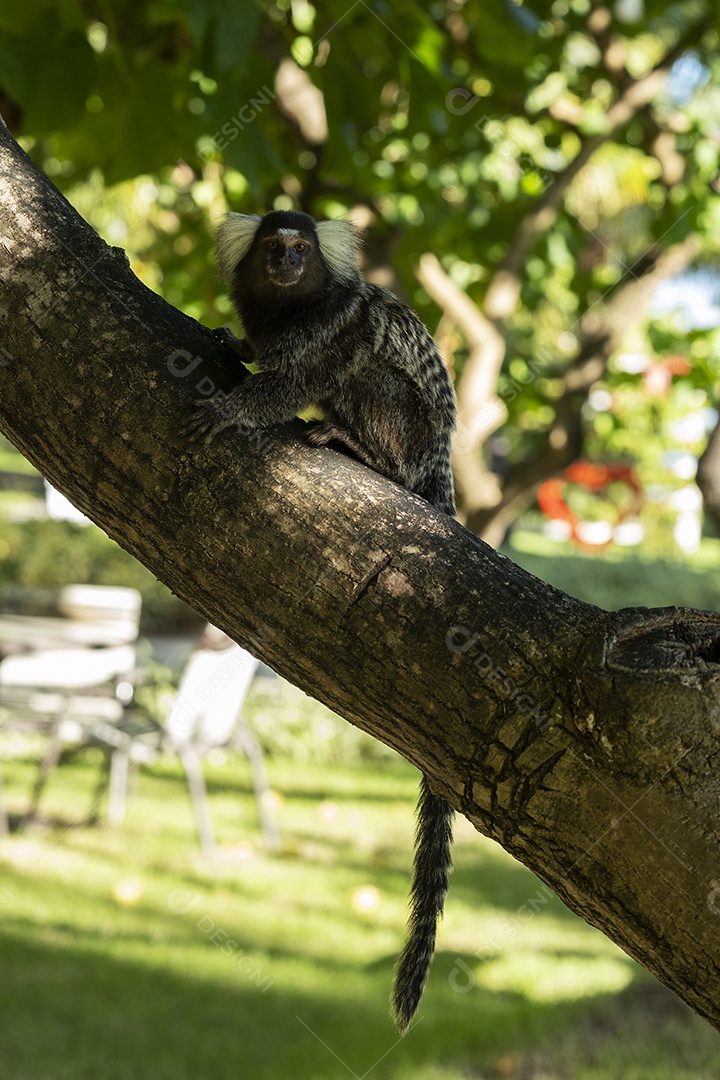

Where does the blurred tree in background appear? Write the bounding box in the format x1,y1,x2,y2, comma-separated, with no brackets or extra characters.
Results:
0,0,718,548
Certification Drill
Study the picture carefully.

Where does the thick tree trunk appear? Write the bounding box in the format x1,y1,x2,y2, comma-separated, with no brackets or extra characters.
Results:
1,124,719,1031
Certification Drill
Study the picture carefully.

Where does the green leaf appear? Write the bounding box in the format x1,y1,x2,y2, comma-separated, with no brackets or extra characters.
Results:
179,0,262,72
0,6,94,132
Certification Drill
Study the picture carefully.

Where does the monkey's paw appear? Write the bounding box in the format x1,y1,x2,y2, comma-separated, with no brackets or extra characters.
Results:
212,326,254,362
183,400,233,445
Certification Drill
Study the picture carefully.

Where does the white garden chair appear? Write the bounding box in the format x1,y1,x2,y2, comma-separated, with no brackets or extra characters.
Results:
93,626,280,855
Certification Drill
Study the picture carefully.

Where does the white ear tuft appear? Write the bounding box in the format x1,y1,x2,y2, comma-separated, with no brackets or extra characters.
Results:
315,219,361,282
216,213,262,280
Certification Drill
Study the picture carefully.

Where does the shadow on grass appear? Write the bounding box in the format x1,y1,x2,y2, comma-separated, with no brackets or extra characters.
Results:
0,928,680,1080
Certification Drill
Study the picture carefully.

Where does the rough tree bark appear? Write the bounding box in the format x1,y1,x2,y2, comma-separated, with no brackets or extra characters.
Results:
1,125,719,1031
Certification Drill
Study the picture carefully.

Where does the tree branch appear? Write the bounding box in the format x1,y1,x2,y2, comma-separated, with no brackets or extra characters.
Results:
1,124,720,1032
697,416,720,534
417,254,504,509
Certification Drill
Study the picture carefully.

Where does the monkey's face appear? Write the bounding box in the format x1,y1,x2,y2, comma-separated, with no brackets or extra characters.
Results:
226,211,344,306
255,229,327,294
263,232,311,287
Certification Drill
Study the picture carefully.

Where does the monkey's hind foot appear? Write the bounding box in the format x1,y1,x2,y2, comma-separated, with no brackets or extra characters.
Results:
306,420,340,448
307,421,375,469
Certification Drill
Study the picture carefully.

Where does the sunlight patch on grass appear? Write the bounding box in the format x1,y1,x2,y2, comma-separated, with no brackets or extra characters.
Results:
478,951,634,1002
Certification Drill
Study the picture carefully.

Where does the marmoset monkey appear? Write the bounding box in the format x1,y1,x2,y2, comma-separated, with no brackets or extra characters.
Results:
188,210,457,1034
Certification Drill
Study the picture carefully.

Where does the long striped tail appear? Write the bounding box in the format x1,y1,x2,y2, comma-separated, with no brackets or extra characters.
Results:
390,775,454,1034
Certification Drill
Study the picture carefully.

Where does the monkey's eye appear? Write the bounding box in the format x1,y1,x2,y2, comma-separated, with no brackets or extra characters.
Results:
266,240,280,250
293,242,308,253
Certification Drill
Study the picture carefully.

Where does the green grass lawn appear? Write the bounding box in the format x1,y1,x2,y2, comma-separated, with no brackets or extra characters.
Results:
0,747,718,1080
503,530,720,612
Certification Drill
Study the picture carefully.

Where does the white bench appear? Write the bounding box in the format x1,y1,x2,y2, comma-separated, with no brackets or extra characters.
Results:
0,585,143,831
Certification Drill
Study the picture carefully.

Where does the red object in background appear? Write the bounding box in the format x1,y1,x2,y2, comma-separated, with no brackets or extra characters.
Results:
643,355,692,397
537,462,643,552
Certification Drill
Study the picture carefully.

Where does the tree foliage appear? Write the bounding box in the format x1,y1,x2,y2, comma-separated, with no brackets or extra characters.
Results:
2,0,719,541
